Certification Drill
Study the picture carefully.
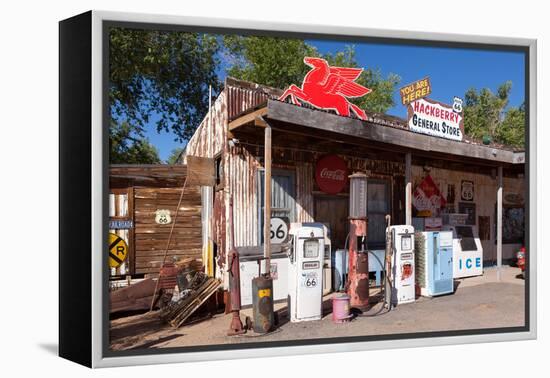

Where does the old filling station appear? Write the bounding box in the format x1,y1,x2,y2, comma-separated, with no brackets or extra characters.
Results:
109,67,526,346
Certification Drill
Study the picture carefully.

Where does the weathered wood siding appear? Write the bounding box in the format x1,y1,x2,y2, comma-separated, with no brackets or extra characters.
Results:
133,186,202,275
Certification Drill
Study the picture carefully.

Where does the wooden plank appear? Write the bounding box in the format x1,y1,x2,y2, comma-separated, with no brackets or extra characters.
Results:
110,278,160,313
186,156,215,186
267,99,519,165
228,107,268,131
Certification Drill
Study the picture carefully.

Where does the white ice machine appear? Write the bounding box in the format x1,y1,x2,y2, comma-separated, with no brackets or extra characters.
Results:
442,224,483,278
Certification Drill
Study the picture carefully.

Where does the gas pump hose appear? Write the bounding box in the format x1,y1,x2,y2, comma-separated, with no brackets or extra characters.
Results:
342,232,393,316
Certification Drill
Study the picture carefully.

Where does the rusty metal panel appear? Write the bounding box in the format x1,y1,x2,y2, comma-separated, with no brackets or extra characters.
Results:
186,91,228,159
296,162,314,222
225,78,281,121
228,145,260,248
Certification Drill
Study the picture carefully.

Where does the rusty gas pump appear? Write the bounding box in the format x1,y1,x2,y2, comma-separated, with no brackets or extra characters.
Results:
347,173,369,309
227,196,246,335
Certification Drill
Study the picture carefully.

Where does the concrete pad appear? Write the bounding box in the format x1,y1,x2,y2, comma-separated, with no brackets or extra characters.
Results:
109,266,526,350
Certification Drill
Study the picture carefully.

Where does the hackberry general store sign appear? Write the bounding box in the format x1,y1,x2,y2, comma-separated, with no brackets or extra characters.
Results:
407,97,464,141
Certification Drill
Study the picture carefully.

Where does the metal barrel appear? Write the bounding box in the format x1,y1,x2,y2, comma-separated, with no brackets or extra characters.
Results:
251,275,274,333
332,294,351,323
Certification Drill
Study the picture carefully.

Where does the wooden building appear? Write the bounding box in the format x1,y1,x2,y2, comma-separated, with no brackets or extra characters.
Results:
186,78,526,287
109,165,202,277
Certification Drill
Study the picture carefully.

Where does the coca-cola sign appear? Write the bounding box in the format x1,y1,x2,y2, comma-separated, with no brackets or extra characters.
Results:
315,155,348,194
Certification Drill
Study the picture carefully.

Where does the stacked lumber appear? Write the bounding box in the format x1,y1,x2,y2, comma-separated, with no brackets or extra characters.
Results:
160,271,221,328
175,257,203,271
159,258,204,290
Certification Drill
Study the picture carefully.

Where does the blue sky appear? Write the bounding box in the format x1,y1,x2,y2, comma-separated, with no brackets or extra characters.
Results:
144,39,525,161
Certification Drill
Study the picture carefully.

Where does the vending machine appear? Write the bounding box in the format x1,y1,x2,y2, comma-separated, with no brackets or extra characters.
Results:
389,225,415,305
442,225,483,278
288,223,325,322
415,231,454,297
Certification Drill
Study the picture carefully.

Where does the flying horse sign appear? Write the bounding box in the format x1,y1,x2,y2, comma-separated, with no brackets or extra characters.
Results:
279,57,372,120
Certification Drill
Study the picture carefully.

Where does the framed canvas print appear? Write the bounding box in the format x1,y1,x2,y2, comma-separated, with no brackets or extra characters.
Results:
59,10,537,368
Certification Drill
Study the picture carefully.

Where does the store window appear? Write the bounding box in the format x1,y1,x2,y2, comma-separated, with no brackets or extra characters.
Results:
367,179,390,249
214,155,223,187
257,169,296,244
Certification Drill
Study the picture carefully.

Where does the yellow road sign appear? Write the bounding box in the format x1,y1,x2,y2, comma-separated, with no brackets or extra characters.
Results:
108,232,128,268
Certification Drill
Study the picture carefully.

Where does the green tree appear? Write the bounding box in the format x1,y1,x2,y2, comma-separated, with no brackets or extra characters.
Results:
497,103,526,148
109,28,221,147
166,147,185,164
224,38,400,113
110,121,161,164
223,35,318,89
463,81,525,147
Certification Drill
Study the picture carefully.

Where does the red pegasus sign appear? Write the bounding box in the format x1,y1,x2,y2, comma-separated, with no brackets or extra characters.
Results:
279,57,372,120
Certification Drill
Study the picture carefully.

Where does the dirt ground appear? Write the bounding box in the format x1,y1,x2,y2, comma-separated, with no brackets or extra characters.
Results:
109,266,526,351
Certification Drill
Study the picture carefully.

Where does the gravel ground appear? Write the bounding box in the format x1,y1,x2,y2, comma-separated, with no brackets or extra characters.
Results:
109,266,526,351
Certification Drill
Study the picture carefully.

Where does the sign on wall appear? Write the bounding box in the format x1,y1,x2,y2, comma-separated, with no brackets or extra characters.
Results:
315,154,348,195
461,180,474,201
108,232,128,268
155,209,172,225
399,77,431,105
109,219,134,229
413,175,446,217
270,217,289,244
407,98,464,141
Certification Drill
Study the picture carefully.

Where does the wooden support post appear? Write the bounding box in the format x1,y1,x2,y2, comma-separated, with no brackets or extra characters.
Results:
497,166,503,281
405,152,412,226
264,123,272,275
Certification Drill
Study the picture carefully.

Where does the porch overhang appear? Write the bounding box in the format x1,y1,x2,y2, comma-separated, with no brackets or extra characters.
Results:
228,99,525,167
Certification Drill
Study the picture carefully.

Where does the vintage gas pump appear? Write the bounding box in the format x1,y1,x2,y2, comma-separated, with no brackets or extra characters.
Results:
288,223,325,322
227,197,246,335
389,225,415,305
347,173,369,309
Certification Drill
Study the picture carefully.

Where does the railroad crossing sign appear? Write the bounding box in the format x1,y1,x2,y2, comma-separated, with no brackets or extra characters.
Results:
108,232,128,268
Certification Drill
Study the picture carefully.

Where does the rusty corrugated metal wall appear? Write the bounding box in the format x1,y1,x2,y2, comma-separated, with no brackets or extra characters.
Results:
225,77,281,121
296,162,314,223
186,91,227,159
228,145,261,247
185,79,278,288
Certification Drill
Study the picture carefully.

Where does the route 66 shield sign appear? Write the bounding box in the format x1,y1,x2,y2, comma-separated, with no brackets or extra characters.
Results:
461,180,474,201
453,96,463,113
155,209,172,225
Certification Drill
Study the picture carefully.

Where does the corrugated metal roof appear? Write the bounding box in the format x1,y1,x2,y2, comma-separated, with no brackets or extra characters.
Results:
223,77,524,153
